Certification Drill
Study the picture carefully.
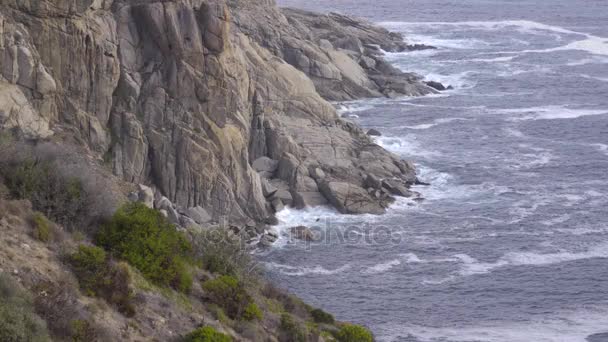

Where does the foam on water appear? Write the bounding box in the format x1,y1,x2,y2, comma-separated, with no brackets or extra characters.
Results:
493,105,608,120
379,307,608,342
591,143,608,156
455,241,608,276
265,262,352,276
374,136,442,159
363,259,402,274
401,117,469,130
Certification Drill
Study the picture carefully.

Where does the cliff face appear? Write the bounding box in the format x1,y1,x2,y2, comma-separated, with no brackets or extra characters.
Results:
0,0,425,225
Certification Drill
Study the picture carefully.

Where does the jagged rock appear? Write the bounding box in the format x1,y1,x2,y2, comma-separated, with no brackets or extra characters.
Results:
252,157,279,173
258,233,278,248
309,167,326,180
367,129,382,136
318,181,385,215
293,191,329,209
359,55,377,69
262,179,278,197
382,179,413,197
155,196,173,211
271,190,293,207
276,153,300,182
364,174,383,190
271,198,285,213
137,184,154,208
186,206,212,225
425,80,450,91
289,226,318,241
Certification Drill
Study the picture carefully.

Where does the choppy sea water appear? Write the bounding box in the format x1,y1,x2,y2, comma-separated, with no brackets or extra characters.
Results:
264,1,608,341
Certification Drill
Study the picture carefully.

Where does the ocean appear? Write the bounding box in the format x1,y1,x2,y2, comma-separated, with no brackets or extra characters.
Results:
263,1,608,341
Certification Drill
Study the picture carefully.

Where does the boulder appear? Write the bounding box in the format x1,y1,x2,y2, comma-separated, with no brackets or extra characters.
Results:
261,179,278,197
271,189,293,207
367,129,382,136
252,156,279,173
271,198,285,212
258,233,278,248
186,206,212,224
289,226,319,241
359,55,376,69
382,179,413,197
154,196,173,211
318,181,385,214
293,191,329,209
309,167,326,180
424,80,449,91
364,174,383,189
137,184,154,208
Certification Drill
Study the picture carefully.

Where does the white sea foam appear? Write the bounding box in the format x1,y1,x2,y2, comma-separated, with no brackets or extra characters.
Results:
494,105,608,121
402,117,469,130
363,259,402,274
379,307,608,342
590,143,608,156
580,74,608,82
455,242,608,276
264,262,351,276
374,136,442,158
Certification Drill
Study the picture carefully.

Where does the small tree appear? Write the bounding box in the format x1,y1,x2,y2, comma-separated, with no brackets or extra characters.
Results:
96,203,193,292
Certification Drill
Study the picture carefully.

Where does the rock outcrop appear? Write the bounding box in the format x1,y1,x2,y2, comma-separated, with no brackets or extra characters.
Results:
0,0,422,224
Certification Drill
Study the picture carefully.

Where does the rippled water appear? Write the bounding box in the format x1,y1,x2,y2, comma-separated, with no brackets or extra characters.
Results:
265,1,608,341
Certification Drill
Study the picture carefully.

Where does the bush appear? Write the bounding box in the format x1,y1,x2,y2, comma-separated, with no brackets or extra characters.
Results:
69,245,107,296
311,308,335,324
69,246,135,316
243,302,263,321
0,273,50,342
335,324,373,342
202,275,252,320
193,229,255,278
184,326,232,342
32,212,52,242
1,159,88,230
96,202,193,292
279,313,306,342
70,319,97,342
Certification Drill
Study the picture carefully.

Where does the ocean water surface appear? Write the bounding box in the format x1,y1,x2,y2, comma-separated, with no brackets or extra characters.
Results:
263,1,608,341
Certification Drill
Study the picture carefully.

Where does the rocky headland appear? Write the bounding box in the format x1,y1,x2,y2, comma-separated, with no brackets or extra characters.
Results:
0,0,439,340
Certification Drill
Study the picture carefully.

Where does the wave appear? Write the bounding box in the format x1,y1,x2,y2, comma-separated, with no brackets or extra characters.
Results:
378,307,608,342
455,242,608,276
580,74,608,82
591,143,608,155
374,136,442,159
493,105,608,121
401,117,470,130
363,259,402,274
264,262,351,276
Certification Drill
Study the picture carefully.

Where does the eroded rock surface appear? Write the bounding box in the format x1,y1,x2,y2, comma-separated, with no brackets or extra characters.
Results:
0,0,422,223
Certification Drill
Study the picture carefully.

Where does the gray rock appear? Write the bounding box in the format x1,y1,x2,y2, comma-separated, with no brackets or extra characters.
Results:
252,156,279,173
364,174,383,189
293,191,329,209
318,181,386,214
261,179,278,197
359,55,376,69
186,206,212,224
137,184,154,208
271,198,285,213
382,179,413,197
309,167,326,180
367,129,382,136
258,233,278,248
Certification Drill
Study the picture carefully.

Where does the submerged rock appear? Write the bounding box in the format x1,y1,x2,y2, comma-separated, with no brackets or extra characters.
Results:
367,128,382,136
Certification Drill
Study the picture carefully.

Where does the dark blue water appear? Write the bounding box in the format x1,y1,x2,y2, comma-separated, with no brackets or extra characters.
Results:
264,1,608,341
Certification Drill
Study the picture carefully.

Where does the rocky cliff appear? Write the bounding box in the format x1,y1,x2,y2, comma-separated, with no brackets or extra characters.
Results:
0,0,430,229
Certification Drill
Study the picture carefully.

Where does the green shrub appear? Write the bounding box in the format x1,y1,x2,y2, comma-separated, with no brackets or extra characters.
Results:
96,202,193,292
311,308,335,324
193,229,254,278
69,245,107,296
1,159,88,230
0,273,50,342
279,313,306,342
335,324,373,342
184,326,232,342
202,275,252,320
243,302,263,321
70,319,97,342
32,212,52,242
69,246,135,316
